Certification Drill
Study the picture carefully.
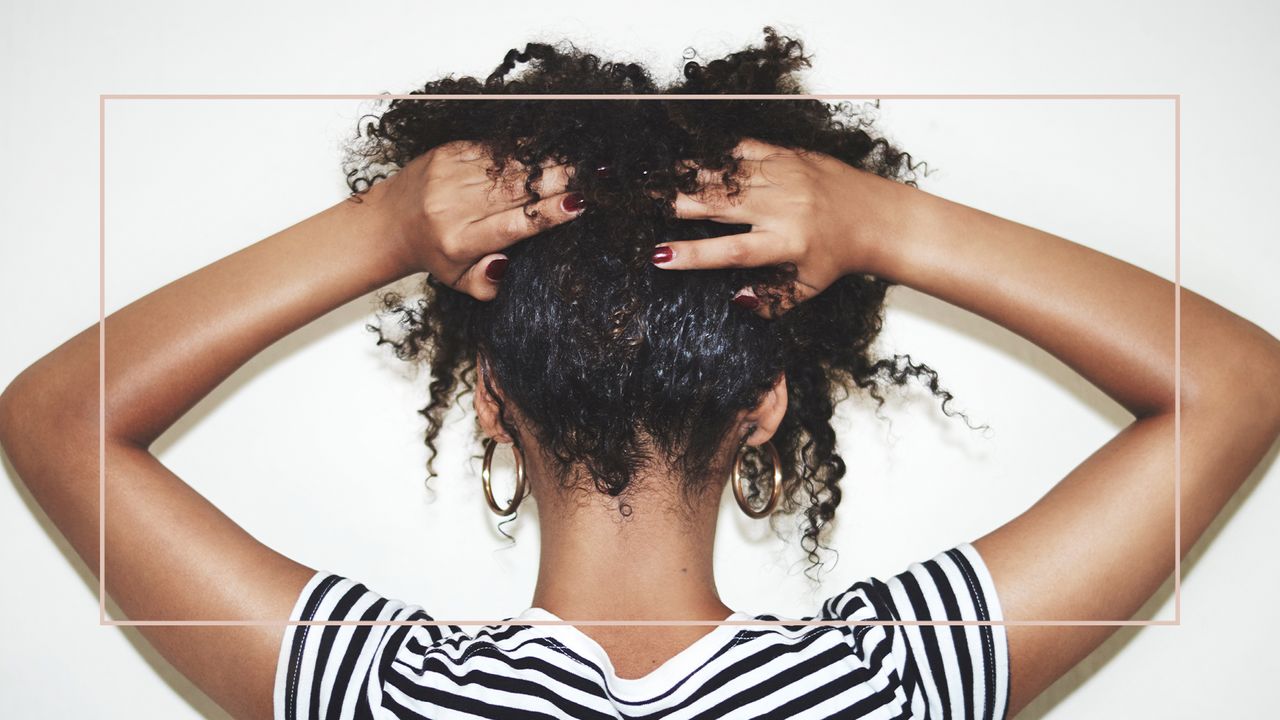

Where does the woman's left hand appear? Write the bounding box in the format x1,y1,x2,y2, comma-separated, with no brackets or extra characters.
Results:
375,139,586,300
652,137,918,315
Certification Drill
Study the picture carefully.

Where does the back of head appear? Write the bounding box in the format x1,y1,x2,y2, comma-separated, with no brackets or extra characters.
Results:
357,27,958,568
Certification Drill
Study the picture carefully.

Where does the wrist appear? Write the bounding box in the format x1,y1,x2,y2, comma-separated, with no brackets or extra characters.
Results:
844,172,944,284
336,179,421,281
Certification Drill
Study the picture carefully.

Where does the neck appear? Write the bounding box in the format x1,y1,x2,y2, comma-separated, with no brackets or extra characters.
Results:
529,472,731,622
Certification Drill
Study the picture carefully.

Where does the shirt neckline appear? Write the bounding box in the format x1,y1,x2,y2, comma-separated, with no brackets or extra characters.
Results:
510,606,753,700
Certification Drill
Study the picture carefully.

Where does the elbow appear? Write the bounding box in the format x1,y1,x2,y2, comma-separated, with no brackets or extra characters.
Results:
0,362,99,457
1255,338,1280,437
0,368,46,455
1184,333,1280,439
0,372,27,452
1242,331,1280,427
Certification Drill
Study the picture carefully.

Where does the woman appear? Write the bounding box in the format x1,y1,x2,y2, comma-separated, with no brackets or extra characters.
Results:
2,28,1278,720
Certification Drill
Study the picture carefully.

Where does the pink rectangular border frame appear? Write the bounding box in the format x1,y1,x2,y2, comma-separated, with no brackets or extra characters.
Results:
99,93,1181,629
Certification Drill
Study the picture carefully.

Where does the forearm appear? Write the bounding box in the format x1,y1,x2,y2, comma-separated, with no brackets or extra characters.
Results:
3,181,413,450
867,183,1280,419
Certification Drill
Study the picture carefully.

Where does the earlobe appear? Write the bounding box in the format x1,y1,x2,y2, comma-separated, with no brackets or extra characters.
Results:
743,373,788,446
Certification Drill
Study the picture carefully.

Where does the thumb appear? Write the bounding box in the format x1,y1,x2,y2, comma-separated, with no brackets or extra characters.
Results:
453,253,509,301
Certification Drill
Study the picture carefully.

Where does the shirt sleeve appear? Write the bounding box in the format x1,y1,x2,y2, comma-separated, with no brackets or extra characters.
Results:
821,541,1011,720
273,571,448,720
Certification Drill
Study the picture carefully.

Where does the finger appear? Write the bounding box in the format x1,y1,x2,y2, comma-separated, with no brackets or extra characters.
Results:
676,160,770,193
672,138,783,179
730,286,764,314
730,286,777,319
651,230,787,270
732,137,788,161
462,189,587,254
452,252,510,302
671,155,779,221
436,139,489,164
672,190,753,223
487,161,576,206
693,161,772,188
527,162,575,196
677,161,739,188
733,283,814,319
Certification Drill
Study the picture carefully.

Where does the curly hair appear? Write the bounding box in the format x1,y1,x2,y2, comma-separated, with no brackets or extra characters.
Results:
351,26,974,573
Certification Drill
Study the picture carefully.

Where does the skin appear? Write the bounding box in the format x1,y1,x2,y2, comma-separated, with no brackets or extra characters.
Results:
1,136,1278,718
473,357,788,678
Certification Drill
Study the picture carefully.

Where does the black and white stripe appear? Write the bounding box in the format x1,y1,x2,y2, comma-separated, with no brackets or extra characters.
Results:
274,542,1009,719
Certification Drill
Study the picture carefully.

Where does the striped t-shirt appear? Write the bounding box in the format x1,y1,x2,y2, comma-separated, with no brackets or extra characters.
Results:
274,542,1010,719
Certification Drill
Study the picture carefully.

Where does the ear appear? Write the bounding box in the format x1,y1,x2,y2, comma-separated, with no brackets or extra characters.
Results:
741,373,788,446
473,354,514,444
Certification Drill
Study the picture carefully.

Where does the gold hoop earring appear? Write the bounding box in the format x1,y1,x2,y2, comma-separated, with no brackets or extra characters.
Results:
482,438,527,516
732,441,782,518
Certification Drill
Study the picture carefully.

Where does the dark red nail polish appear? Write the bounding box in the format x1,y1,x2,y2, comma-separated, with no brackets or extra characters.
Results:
561,192,586,213
485,258,508,282
732,293,761,311
595,165,612,178
651,246,674,265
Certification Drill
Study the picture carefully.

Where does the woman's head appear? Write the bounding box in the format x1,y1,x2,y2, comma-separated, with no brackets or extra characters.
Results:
356,27,965,569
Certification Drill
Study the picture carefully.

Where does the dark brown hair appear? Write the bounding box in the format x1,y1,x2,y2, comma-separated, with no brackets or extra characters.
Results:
352,27,974,572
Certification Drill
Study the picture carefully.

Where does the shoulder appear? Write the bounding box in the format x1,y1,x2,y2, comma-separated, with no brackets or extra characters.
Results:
273,572,466,720
818,542,1012,720
273,574,587,720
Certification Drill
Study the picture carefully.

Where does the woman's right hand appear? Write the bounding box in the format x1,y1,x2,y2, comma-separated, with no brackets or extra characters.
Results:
374,139,587,300
653,137,920,315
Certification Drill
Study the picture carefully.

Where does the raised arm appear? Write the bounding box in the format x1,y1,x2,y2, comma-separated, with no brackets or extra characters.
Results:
657,137,1280,717
0,141,583,719
864,177,1280,716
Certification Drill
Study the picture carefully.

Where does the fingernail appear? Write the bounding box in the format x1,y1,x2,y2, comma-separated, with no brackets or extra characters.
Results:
732,291,760,311
595,165,612,178
561,192,586,213
651,246,674,265
485,258,508,282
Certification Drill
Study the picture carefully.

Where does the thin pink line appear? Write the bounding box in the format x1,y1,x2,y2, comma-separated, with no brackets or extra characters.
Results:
99,93,1182,628
103,619,1178,628
98,94,107,626
99,93,1178,101
1174,95,1182,625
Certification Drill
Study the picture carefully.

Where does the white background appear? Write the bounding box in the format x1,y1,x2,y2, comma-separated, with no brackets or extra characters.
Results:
2,0,1277,717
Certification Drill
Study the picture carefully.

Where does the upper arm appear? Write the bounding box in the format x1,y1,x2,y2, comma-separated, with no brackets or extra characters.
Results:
972,373,1280,716
105,442,317,720
0,354,317,720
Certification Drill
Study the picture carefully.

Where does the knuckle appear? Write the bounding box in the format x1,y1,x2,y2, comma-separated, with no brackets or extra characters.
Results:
783,233,807,257
422,196,451,219
453,275,478,298
668,242,691,264
455,270,483,296
422,164,453,192
505,212,531,239
725,238,752,266
492,181,520,203
789,188,818,209
437,235,467,263
425,143,454,166
441,139,473,155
